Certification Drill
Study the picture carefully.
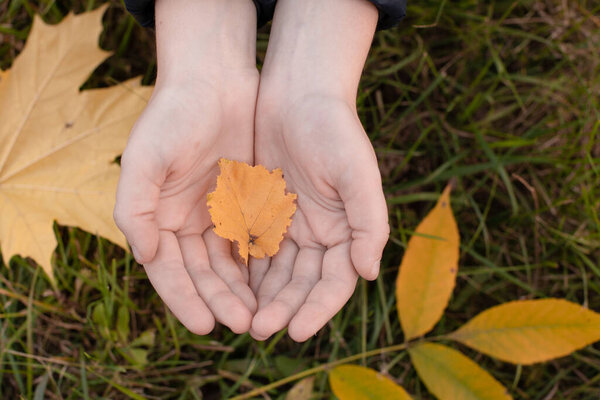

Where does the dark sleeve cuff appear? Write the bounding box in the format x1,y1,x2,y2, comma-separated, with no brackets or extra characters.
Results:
124,0,406,30
370,0,407,30
122,0,275,28
124,0,155,28
252,0,407,30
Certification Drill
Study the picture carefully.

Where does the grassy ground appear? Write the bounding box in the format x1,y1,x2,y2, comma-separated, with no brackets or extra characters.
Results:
1,0,600,398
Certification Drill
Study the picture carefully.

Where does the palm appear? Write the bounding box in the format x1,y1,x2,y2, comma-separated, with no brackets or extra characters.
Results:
250,98,389,341
142,88,243,237
115,76,259,334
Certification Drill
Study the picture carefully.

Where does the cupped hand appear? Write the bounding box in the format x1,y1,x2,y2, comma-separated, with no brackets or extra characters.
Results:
249,95,390,342
114,74,259,335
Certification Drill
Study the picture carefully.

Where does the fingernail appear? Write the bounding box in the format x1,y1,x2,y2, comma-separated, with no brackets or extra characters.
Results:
370,260,381,278
131,245,142,263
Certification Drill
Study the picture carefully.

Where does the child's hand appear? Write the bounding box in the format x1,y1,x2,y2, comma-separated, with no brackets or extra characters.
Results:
114,0,259,335
250,96,389,342
248,0,386,342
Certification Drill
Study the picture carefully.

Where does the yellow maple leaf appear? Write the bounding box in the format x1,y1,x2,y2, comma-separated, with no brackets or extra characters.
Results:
207,158,297,265
0,7,152,281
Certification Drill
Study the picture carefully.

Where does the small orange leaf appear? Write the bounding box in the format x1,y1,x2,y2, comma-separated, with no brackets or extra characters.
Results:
207,158,297,264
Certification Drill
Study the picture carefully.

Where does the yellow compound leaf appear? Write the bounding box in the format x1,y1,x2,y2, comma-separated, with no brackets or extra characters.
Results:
207,158,297,264
409,343,512,400
0,7,152,281
449,298,600,365
396,184,459,340
329,365,412,400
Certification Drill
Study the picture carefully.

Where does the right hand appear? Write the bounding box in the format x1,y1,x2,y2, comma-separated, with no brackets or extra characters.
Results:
249,94,389,342
114,0,260,335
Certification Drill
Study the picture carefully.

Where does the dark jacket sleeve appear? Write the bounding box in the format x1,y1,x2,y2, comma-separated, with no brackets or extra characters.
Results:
124,0,155,28
124,0,406,30
371,0,407,30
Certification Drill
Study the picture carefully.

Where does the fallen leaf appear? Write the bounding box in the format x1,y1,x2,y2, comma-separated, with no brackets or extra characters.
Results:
0,7,152,281
396,184,459,340
329,365,413,400
409,343,512,400
207,158,297,264
449,298,600,364
285,376,314,400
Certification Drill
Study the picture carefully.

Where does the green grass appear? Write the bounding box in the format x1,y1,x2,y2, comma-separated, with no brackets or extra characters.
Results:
1,0,600,398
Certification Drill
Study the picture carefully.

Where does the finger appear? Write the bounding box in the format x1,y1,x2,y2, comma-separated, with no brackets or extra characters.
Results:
144,230,215,335
238,256,250,283
336,139,389,280
250,246,322,340
178,231,253,334
249,257,270,294
252,238,298,308
114,144,164,264
203,230,257,314
288,242,358,342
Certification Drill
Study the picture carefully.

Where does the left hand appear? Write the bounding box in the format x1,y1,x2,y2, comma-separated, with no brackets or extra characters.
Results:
247,0,385,342
249,95,389,342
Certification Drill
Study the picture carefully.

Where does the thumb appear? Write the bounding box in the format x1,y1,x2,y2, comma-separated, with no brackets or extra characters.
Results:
113,145,163,264
336,139,389,281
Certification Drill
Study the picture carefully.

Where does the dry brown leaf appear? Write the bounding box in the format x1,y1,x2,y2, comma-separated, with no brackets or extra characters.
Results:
285,376,314,400
207,158,297,264
0,7,152,280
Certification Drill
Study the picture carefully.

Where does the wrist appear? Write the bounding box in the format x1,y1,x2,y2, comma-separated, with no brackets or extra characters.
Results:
259,0,377,104
256,85,356,130
257,76,357,118
155,0,257,86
